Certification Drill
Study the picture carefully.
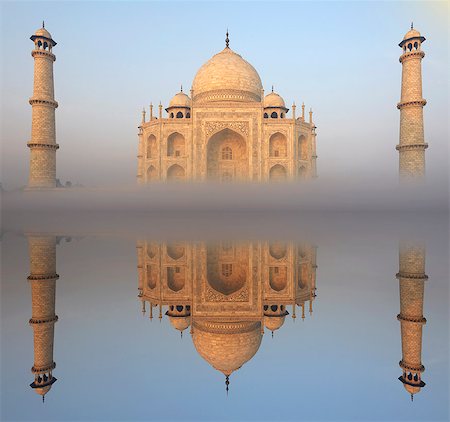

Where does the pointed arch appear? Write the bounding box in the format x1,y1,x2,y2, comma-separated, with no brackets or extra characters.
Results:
298,135,307,160
269,164,287,181
167,164,185,181
167,132,185,157
269,132,287,157
147,134,157,159
147,165,157,181
207,128,247,181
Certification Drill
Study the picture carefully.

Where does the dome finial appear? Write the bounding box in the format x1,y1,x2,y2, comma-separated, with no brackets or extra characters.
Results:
42,20,45,29
181,330,183,339
411,22,413,30
180,84,183,93
271,330,274,338
271,85,274,93
225,29,229,48
42,395,45,403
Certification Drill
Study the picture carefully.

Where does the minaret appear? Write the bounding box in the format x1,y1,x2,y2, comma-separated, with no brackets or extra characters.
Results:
27,235,59,401
396,241,427,401
28,23,59,189
396,24,427,181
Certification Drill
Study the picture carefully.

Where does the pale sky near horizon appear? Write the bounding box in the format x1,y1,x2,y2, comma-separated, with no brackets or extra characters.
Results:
0,1,448,190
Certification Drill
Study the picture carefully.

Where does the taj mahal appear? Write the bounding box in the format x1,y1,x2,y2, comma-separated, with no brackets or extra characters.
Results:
25,23,429,187
136,32,317,183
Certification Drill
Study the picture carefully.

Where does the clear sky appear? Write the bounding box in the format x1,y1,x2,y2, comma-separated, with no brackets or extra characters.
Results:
1,1,448,189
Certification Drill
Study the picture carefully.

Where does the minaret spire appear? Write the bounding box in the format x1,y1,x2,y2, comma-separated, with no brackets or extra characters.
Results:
225,29,229,48
225,375,230,395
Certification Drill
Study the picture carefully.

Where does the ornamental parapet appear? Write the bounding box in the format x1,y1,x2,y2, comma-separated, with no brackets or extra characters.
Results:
29,98,59,108
27,143,60,150
399,360,425,373
397,314,427,324
397,99,426,109
31,50,56,61
395,271,428,280
27,273,60,281
399,50,425,63
31,362,56,374
29,315,59,325
395,143,428,152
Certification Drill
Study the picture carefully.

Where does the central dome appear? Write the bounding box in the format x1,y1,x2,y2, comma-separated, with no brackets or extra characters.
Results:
192,47,263,104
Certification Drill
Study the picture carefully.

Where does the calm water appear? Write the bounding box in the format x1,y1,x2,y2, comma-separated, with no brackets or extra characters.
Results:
1,213,448,421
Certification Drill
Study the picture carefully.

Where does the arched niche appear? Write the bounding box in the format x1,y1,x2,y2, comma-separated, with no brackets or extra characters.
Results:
167,267,185,292
269,242,287,259
207,128,247,181
147,134,157,159
269,164,287,181
146,264,157,289
166,243,185,260
167,132,185,157
167,164,185,181
298,135,307,160
298,263,309,289
147,242,158,258
206,244,248,296
269,132,287,158
147,165,157,182
269,266,287,291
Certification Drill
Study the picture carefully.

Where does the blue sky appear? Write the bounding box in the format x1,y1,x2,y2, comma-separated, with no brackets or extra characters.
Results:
1,1,448,188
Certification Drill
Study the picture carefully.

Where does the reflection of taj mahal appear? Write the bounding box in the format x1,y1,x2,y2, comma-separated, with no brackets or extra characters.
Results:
137,33,318,183
23,235,430,400
137,241,318,386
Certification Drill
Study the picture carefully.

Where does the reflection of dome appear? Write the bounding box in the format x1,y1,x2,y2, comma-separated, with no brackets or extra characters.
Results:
264,316,286,332
169,91,191,108
169,316,191,332
192,47,263,103
264,92,286,109
33,385,52,396
192,320,262,375
404,384,421,395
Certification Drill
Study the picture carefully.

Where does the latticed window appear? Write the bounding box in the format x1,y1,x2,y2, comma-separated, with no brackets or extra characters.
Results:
221,146,232,160
222,263,233,277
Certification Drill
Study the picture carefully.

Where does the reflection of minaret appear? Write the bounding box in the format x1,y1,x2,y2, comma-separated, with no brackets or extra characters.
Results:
396,241,427,401
27,235,59,401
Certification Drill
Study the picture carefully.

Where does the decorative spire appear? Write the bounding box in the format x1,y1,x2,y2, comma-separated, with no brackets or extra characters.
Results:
411,393,414,402
42,395,45,403
271,331,274,338
271,85,274,93
225,29,229,48
180,84,183,93
42,21,45,29
411,22,414,30
181,330,183,339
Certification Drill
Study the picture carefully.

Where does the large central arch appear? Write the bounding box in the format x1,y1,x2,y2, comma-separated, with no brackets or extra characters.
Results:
207,128,248,181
